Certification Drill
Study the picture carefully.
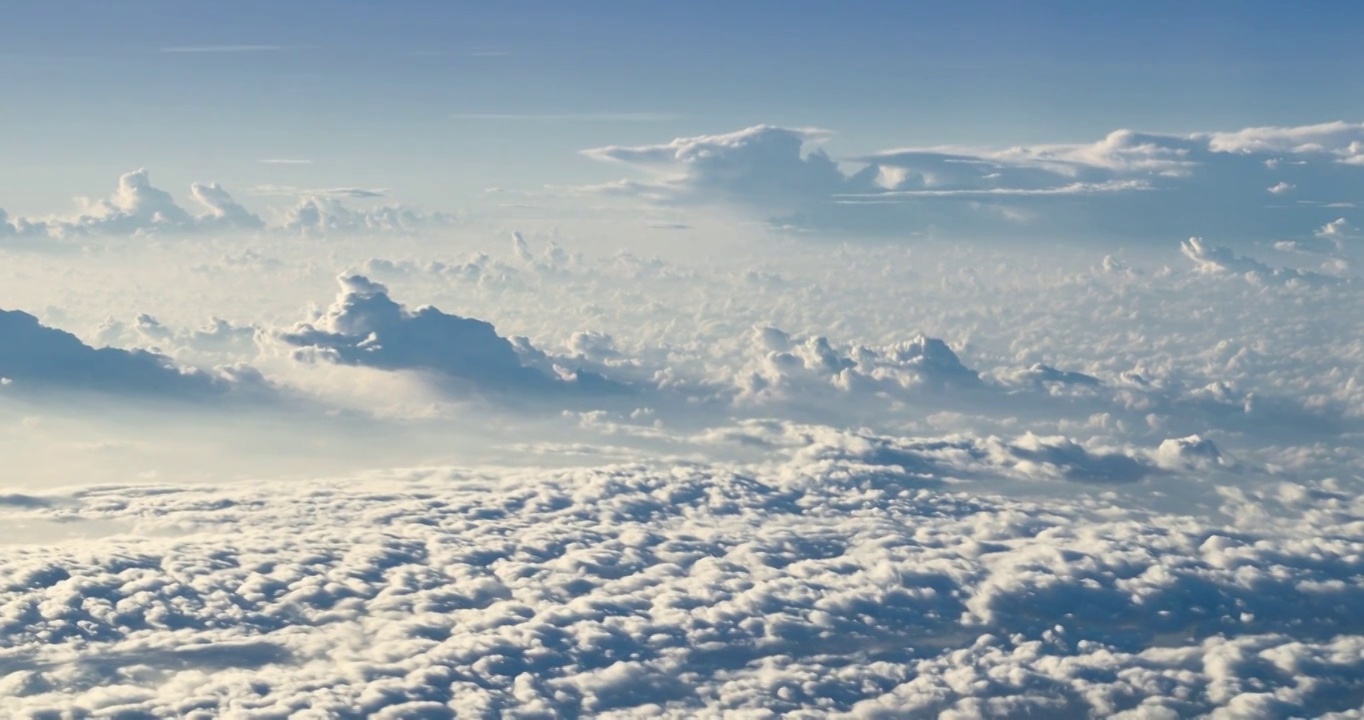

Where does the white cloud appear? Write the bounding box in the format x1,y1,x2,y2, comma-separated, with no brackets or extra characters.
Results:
1,166,1363,717
0,170,463,240
281,196,459,234
279,274,613,394
1202,120,1364,159
0,437,1360,716
252,185,387,199
580,122,1364,242
1,169,265,238
451,112,683,122
581,125,845,213
1181,236,1338,285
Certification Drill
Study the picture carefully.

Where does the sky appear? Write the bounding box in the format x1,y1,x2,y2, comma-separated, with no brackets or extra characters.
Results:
3,2,1364,717
5,0,1364,214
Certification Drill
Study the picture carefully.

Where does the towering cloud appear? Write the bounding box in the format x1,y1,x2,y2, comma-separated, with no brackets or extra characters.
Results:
282,275,596,393
63,170,264,236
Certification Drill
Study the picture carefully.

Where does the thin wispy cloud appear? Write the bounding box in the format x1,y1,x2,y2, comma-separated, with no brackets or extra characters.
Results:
250,185,387,199
159,45,283,54
450,112,682,122
408,49,511,58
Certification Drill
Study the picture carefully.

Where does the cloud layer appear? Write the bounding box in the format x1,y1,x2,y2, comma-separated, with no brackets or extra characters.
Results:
0,433,1359,717
1,120,1363,717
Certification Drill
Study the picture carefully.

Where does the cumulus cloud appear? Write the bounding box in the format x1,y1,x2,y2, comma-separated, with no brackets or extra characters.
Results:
280,275,615,394
3,159,1363,718
282,196,459,234
0,209,50,240
62,169,265,236
581,122,1364,241
0,308,244,398
581,125,847,213
0,170,460,241
740,327,983,404
1181,237,1339,285
0,431,1358,716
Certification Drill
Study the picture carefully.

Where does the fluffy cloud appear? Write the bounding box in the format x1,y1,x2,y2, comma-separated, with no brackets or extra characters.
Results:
1181,237,1339,285
62,170,264,236
282,196,460,235
1,173,1361,718
0,170,458,241
0,430,1358,716
280,275,614,394
581,125,849,213
740,327,983,404
582,123,1364,242
0,308,241,397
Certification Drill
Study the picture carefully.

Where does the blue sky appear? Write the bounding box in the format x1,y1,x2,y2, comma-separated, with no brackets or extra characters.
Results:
3,1,1363,217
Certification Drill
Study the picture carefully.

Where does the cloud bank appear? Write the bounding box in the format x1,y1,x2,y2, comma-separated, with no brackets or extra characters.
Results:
582,121,1364,242
0,308,241,398
0,170,454,241
0,436,1359,717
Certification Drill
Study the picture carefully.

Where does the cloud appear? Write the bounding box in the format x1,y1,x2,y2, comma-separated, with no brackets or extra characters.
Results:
1202,120,1364,159
188,183,267,231
5,169,268,238
158,45,283,53
252,185,387,199
450,112,682,122
581,122,1364,241
0,308,241,398
280,275,612,394
281,197,458,234
581,125,846,213
0,183,1362,717
257,159,313,166
0,170,465,240
738,327,985,407
0,209,50,240
1,434,1359,716
1181,237,1339,285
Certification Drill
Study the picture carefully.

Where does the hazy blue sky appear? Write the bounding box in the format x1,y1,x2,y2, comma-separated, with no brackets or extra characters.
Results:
4,0,1363,214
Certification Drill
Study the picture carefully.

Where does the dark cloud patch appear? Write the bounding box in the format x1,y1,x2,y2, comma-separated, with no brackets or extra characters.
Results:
0,309,232,398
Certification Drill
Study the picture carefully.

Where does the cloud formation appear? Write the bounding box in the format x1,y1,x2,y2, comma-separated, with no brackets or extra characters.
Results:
280,275,609,394
0,170,455,240
582,122,1364,242
282,197,458,234
0,308,237,398
582,125,845,214
0,435,1358,717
